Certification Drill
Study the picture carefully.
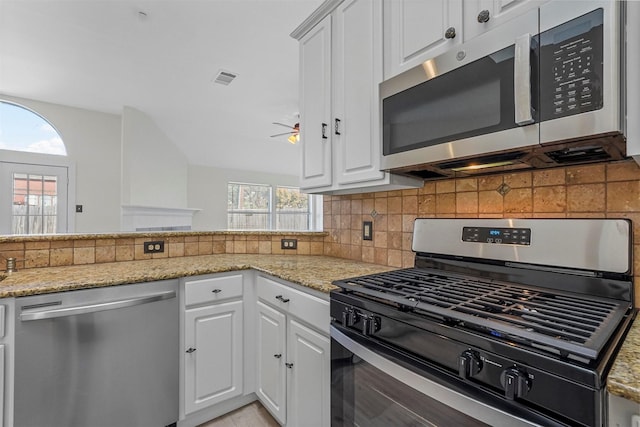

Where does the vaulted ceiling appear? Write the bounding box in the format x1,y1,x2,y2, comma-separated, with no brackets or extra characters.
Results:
0,0,321,175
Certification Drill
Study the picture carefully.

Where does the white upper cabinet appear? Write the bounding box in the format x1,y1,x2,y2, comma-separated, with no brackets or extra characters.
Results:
332,0,385,185
383,0,548,80
463,0,549,42
383,0,463,79
299,15,333,189
293,0,422,195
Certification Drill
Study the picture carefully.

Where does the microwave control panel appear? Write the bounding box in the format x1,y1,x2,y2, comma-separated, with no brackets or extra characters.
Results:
539,8,603,121
462,227,531,245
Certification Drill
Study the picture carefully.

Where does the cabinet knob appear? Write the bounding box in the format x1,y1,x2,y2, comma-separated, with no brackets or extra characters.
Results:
321,123,328,139
285,363,294,369
334,118,341,135
444,27,456,39
185,347,196,354
274,354,282,359
211,288,222,294
275,295,290,303
477,9,490,23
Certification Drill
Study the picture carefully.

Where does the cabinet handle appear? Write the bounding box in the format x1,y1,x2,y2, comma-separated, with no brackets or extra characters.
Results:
477,9,490,23
285,363,294,369
275,295,290,303
444,27,456,39
334,118,341,135
211,289,222,294
321,123,328,139
186,347,196,354
274,354,282,359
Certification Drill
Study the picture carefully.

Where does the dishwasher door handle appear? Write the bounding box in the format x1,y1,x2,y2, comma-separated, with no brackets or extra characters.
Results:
20,290,177,321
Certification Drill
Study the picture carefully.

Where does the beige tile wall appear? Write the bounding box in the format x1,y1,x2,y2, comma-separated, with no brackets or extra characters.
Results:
322,160,640,307
0,234,326,271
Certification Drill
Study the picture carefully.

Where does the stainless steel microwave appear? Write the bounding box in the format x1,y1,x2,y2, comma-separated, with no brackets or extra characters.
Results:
380,1,626,179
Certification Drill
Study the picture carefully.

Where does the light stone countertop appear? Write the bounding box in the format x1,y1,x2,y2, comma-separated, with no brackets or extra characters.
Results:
607,316,640,404
0,254,394,297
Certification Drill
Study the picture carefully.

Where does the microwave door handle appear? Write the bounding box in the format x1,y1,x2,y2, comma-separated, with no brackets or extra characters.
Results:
514,33,534,125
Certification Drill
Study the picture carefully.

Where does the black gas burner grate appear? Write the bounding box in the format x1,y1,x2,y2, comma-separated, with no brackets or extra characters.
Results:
334,268,629,360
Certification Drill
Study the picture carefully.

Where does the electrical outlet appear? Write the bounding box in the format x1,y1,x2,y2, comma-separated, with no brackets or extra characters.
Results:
143,241,165,254
281,239,298,250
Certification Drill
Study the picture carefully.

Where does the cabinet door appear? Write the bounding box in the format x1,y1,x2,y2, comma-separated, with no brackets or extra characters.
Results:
300,14,333,189
333,0,386,185
256,301,287,425
287,319,330,427
184,301,243,414
383,0,463,79
463,0,547,42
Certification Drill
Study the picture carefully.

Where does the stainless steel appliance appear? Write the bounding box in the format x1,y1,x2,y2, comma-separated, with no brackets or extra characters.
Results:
14,280,179,427
331,219,636,426
380,1,626,179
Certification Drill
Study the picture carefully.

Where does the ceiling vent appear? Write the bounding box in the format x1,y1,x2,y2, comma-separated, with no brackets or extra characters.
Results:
213,70,238,86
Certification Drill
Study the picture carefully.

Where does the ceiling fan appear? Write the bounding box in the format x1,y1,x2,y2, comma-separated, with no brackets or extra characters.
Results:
271,122,300,144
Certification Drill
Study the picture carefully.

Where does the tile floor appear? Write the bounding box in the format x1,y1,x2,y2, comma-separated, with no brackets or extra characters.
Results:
198,401,279,427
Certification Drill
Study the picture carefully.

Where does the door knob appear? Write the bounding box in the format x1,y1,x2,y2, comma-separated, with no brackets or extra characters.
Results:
477,10,490,23
444,27,456,39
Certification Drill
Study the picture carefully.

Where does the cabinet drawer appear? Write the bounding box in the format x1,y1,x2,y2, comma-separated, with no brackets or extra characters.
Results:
185,274,243,306
257,275,329,334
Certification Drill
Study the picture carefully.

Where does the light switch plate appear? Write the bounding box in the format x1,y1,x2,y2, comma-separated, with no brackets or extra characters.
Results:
363,221,373,241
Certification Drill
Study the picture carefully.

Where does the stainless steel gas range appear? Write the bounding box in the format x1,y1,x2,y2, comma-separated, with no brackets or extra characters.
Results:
330,218,636,427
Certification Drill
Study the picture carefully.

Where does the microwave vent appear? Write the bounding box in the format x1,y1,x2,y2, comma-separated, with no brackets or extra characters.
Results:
545,146,611,163
435,151,527,171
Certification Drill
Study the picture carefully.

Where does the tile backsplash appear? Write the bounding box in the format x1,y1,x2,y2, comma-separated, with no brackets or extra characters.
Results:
0,233,326,270
322,160,640,307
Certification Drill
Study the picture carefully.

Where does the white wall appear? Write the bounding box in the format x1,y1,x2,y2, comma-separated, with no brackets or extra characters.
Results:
0,94,122,232
188,164,299,230
121,106,188,208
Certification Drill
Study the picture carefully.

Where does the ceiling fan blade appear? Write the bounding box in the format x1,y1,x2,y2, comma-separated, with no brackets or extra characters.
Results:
270,131,295,137
272,122,294,129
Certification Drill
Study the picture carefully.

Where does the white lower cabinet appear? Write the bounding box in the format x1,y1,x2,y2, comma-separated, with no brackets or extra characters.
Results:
183,274,244,416
256,275,330,427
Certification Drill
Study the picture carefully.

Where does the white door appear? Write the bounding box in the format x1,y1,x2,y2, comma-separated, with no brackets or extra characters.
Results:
287,319,330,427
0,162,68,234
383,0,463,78
333,0,386,186
256,301,287,425
463,0,547,42
299,14,333,189
184,301,243,414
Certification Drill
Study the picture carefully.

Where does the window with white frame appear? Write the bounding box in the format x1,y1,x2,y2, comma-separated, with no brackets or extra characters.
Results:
227,182,321,231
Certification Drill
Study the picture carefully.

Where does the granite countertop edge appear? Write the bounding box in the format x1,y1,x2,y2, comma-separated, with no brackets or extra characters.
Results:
0,254,394,297
606,316,640,404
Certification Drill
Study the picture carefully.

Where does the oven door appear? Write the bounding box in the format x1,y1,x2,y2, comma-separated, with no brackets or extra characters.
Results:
331,325,564,427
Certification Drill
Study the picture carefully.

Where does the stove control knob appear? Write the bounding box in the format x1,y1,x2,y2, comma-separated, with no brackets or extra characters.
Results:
341,308,358,327
500,367,531,400
362,315,380,336
458,350,482,379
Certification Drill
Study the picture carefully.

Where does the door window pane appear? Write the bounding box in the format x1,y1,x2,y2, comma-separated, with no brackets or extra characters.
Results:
12,173,58,234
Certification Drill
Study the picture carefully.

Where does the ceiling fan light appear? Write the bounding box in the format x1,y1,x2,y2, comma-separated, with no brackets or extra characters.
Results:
288,134,299,144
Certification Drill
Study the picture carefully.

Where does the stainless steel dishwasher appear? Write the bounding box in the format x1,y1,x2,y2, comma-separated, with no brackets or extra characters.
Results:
14,280,179,427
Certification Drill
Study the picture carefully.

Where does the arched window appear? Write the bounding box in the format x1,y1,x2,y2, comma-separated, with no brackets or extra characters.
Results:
0,101,67,155
0,100,70,234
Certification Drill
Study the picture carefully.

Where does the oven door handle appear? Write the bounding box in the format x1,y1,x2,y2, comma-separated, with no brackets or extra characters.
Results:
514,33,534,126
330,325,542,427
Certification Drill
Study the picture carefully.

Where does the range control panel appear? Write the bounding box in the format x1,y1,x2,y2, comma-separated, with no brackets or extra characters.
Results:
462,227,531,245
